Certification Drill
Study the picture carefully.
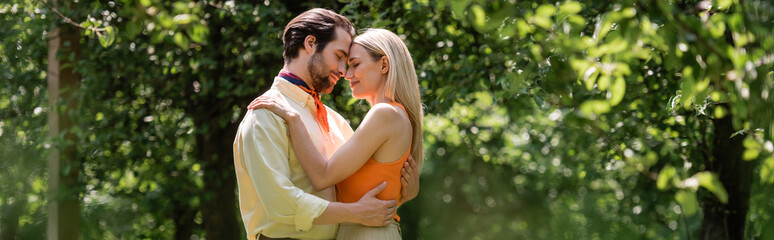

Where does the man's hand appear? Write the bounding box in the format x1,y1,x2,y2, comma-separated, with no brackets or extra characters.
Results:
400,155,420,203
353,182,397,227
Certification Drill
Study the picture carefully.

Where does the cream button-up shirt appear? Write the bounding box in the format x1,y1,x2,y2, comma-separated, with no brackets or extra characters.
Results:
233,77,354,240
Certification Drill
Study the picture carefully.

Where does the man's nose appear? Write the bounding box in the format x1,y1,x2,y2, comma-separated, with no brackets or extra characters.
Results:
338,62,347,78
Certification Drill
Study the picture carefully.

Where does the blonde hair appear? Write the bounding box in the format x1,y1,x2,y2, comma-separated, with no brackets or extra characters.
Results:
354,28,424,171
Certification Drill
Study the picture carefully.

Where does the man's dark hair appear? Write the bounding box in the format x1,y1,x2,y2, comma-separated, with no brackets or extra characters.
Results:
282,8,355,63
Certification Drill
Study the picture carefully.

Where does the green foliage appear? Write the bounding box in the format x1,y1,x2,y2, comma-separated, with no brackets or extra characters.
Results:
2,0,773,239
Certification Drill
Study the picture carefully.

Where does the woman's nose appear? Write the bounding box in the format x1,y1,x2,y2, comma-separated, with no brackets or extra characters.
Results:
338,62,347,78
344,68,353,80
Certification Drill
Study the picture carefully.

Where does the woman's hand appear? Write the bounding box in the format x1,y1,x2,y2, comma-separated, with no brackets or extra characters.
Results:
247,94,299,121
400,155,420,203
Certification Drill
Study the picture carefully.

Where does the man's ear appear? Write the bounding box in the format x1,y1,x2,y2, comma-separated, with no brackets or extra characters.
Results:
380,56,390,74
303,35,317,54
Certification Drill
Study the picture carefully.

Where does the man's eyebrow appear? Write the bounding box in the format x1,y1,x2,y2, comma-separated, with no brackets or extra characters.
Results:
336,49,348,57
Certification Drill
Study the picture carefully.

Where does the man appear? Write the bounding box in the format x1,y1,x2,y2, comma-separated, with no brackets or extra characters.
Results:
233,9,419,240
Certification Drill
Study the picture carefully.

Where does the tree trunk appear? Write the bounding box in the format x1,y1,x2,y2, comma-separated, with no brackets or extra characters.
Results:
700,113,756,240
195,113,240,239
192,9,241,238
172,204,196,240
47,3,81,239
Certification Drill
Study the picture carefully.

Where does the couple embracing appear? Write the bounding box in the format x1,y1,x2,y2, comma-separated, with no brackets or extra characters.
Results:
233,8,423,240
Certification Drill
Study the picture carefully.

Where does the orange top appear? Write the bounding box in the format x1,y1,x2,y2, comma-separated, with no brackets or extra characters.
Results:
336,102,411,221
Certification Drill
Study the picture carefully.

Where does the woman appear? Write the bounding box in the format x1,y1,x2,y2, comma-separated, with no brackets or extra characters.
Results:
249,28,423,239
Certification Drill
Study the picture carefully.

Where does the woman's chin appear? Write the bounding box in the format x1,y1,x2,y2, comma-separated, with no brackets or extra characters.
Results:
350,92,366,99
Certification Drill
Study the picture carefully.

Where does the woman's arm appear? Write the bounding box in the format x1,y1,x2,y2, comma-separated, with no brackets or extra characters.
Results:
251,96,399,191
285,104,397,190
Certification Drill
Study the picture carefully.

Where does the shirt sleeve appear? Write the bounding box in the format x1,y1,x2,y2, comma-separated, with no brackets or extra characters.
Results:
240,109,330,232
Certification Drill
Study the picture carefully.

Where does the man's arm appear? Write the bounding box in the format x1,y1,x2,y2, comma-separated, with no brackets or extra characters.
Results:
314,182,398,227
241,109,330,231
242,109,395,229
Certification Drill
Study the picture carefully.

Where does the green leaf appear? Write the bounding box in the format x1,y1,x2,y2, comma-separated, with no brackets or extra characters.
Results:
761,156,774,184
715,0,732,10
106,26,116,44
744,149,760,161
609,76,625,106
515,19,533,38
743,136,761,160
532,15,552,29
714,105,727,119
709,15,726,38
158,13,174,28
151,32,166,44
534,94,544,106
173,32,189,50
97,26,116,48
0,97,9,109
597,75,610,91
470,5,486,30
580,100,610,116
675,190,698,216
595,15,614,41
81,19,93,28
558,1,582,15
695,172,728,203
536,4,556,17
173,14,194,25
621,7,636,18
657,165,676,190
187,24,209,44
582,66,598,90
450,0,471,18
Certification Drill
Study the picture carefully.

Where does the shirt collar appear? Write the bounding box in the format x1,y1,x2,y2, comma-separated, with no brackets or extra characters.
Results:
272,76,317,111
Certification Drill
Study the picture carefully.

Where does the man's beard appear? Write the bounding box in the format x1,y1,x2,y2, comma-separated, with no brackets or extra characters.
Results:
307,52,335,94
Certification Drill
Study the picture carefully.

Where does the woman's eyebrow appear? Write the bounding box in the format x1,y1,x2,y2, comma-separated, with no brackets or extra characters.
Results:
348,56,359,62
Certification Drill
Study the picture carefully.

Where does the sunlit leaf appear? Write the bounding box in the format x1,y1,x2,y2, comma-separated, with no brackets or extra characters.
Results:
536,4,556,17
762,157,774,184
470,5,486,30
173,32,189,50
580,100,610,116
657,165,676,190
675,190,698,216
97,26,116,48
715,0,732,10
558,1,582,15
695,172,728,203
609,76,625,106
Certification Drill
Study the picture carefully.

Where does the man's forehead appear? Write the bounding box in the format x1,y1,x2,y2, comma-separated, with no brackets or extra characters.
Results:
331,28,353,53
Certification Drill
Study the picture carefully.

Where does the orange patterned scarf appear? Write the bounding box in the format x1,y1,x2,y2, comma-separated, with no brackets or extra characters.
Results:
278,70,329,133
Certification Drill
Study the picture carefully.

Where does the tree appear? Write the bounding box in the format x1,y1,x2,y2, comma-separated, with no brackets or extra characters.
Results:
360,0,773,239
45,0,83,238
2,0,773,239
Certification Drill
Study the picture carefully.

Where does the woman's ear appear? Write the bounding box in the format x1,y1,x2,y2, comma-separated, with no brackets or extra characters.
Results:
380,56,390,74
303,35,317,54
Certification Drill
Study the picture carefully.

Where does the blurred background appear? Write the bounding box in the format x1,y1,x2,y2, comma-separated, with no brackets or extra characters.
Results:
2,0,774,239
